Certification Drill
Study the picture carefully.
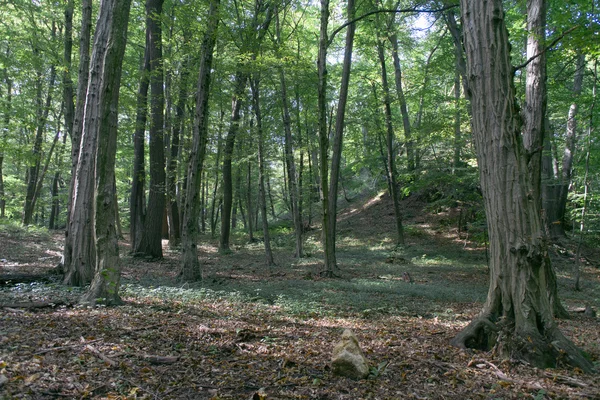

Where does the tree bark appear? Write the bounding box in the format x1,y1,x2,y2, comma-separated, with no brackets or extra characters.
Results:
451,0,592,372
78,0,132,305
136,0,166,259
130,49,150,251
323,0,356,274
63,0,93,285
317,0,332,275
179,0,220,282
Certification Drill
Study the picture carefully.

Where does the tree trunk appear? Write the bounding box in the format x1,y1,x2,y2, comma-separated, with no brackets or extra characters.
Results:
220,72,247,253
77,0,131,304
179,0,220,282
23,44,57,226
451,0,592,372
130,50,150,251
0,153,4,218
324,0,356,273
543,54,586,238
276,12,303,257
376,37,404,245
388,31,413,172
317,0,332,275
63,0,92,284
136,0,166,259
250,78,275,266
166,42,190,248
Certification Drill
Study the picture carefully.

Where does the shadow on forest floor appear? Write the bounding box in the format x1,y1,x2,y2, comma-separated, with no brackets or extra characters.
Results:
1,192,599,399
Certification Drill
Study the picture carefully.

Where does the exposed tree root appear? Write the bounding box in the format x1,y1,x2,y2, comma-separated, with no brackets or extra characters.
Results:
451,316,595,373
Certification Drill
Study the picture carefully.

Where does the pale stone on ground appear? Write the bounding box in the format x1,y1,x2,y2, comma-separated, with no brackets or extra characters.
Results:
331,329,369,379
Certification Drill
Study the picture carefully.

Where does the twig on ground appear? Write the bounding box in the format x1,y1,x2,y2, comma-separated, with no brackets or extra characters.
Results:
85,344,118,367
34,339,102,355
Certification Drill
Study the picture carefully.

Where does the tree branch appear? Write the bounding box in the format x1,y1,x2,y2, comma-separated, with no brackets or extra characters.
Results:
328,4,459,46
513,26,579,72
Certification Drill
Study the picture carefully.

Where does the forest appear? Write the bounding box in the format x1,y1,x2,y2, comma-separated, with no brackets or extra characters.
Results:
0,0,599,398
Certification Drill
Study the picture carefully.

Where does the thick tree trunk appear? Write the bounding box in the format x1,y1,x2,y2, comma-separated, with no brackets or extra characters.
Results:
130,50,150,251
452,0,592,372
74,0,131,304
376,38,404,246
136,0,166,259
179,0,219,282
63,0,92,284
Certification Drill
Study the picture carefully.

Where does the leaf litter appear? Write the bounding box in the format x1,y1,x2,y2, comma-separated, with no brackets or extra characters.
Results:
1,194,599,399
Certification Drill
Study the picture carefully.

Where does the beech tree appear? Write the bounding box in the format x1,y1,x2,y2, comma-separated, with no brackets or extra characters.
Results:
451,0,593,372
180,0,220,282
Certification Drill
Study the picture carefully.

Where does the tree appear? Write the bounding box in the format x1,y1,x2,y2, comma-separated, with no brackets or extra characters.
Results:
451,0,593,372
135,0,166,259
275,6,303,258
180,0,220,282
63,0,93,285
375,19,404,245
71,0,132,304
219,0,273,253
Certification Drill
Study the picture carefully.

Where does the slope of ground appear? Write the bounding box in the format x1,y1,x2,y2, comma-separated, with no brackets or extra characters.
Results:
1,193,599,399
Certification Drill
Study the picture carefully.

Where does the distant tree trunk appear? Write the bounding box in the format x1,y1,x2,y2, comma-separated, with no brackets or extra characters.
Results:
210,117,223,238
219,1,272,253
376,37,404,245
0,153,5,218
130,49,150,251
63,0,92,284
166,42,190,248
179,0,219,282
252,79,275,266
136,0,166,259
388,30,413,172
451,0,592,372
23,36,57,226
276,10,302,257
220,72,247,253
78,0,131,304
452,68,461,173
543,53,586,238
245,160,255,241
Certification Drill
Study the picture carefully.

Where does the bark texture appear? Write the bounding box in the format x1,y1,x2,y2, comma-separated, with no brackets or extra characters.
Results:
179,0,220,282
136,0,166,259
63,0,93,285
452,0,593,372
78,0,131,304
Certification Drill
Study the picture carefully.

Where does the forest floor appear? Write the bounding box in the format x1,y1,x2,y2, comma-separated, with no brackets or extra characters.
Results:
1,192,599,399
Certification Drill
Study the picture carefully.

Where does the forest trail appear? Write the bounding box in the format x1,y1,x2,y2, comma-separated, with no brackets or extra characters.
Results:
1,192,599,399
